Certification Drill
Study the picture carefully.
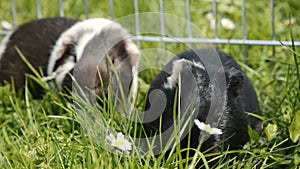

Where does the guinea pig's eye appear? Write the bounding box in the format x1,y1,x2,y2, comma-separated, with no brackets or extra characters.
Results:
112,58,115,64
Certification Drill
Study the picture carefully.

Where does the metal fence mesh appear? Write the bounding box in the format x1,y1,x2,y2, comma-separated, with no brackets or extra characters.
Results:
1,0,300,56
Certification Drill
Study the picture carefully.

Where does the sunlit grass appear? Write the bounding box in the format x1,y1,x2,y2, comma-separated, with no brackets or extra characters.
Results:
1,0,300,168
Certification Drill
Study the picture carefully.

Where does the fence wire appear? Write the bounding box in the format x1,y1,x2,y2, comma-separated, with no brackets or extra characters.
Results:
1,0,300,50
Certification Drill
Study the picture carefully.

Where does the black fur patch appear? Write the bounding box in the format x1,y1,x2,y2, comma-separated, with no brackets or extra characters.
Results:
143,48,262,164
0,17,78,98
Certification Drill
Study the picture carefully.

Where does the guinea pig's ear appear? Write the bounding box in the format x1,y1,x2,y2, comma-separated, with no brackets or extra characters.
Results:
124,39,140,67
164,59,185,89
226,67,244,98
164,58,207,89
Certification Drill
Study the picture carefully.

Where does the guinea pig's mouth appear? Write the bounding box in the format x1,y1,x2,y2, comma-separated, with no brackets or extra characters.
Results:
92,63,136,114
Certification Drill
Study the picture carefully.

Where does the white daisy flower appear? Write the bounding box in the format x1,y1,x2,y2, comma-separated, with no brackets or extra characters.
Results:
205,12,216,30
1,20,13,30
205,12,214,21
221,18,235,30
194,119,222,135
284,17,296,27
107,132,132,151
210,19,216,30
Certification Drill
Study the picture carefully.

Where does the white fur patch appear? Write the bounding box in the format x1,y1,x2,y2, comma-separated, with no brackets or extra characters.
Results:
0,31,13,60
42,56,75,84
164,59,183,89
47,18,113,84
129,65,139,113
164,59,205,89
124,37,140,114
41,72,57,82
192,60,205,70
125,39,140,65
55,60,76,85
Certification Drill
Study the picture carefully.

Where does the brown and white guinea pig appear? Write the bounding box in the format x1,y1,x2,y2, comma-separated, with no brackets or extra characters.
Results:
0,17,140,107
143,48,262,160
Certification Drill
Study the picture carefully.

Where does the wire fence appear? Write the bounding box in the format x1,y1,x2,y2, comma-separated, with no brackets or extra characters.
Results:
1,0,300,56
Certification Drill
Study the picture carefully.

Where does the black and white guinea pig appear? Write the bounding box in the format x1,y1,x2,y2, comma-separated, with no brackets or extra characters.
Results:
143,48,262,157
0,17,140,103
0,17,78,96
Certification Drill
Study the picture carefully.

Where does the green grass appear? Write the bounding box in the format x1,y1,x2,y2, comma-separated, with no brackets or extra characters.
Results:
1,0,300,168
